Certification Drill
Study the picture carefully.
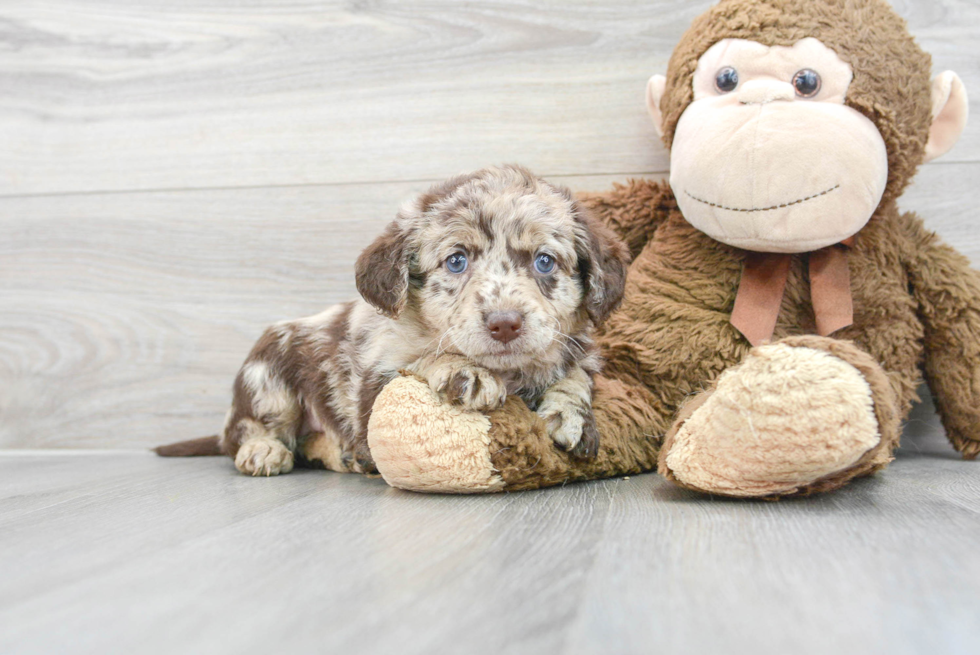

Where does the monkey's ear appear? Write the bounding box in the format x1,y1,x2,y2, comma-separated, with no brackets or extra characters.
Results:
924,71,969,163
574,204,631,326
646,74,667,138
355,221,409,318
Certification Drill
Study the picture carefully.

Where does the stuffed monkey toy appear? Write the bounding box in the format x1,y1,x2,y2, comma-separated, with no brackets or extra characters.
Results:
303,0,973,498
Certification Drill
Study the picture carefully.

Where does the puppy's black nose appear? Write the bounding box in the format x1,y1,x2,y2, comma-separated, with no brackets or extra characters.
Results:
487,311,523,344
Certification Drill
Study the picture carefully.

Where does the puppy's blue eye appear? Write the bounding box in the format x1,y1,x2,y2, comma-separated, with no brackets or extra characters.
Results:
534,253,556,274
445,252,467,274
715,66,738,93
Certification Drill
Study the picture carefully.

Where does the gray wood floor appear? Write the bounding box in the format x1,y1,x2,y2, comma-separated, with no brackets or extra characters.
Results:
2,398,979,655
2,2,979,653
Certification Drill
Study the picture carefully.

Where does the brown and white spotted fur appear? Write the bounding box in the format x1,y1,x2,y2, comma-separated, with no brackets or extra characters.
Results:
162,166,629,476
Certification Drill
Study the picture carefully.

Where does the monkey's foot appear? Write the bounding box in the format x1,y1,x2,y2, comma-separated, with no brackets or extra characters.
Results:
366,374,505,493
659,336,900,498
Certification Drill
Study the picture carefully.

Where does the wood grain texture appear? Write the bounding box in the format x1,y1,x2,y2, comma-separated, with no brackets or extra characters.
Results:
0,440,978,655
0,0,977,197
2,163,978,449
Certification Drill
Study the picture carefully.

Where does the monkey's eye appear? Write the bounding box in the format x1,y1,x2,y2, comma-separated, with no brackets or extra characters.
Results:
714,67,739,93
445,252,468,274
534,253,556,275
792,69,821,98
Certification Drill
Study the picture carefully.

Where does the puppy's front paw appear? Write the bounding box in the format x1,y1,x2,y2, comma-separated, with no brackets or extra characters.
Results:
429,363,508,412
537,397,599,459
235,437,295,476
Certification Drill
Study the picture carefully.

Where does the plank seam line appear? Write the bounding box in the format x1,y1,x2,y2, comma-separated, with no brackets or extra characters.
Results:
0,158,974,200
0,170,676,200
0,449,153,456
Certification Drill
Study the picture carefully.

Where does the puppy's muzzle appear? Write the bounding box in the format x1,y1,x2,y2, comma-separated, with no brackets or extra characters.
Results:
486,311,523,344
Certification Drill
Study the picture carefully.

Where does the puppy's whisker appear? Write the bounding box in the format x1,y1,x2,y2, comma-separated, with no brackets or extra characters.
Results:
419,333,444,352
543,320,585,359
447,331,467,354
549,323,588,357
434,332,449,357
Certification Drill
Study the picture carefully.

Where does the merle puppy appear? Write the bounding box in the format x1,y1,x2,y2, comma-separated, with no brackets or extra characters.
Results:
157,165,629,476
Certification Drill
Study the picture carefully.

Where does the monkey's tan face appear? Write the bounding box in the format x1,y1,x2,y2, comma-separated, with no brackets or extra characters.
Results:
411,191,587,371
669,37,888,253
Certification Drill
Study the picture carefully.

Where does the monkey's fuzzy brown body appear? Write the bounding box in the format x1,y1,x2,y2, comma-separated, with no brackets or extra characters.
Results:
344,0,979,498
474,182,977,490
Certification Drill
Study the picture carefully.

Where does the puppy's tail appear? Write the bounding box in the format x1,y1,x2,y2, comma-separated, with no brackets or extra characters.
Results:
154,435,223,457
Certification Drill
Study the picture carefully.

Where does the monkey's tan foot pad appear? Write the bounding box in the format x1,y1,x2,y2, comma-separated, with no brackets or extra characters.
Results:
367,375,506,493
235,437,295,477
658,342,883,498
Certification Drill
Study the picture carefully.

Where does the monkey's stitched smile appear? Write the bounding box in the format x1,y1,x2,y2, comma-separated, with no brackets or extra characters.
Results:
684,184,841,213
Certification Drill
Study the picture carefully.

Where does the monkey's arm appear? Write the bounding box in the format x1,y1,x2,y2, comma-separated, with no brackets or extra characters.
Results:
577,178,676,260
903,212,980,459
482,371,665,491
361,368,664,493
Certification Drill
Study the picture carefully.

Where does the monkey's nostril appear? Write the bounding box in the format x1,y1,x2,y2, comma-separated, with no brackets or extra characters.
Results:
486,311,524,344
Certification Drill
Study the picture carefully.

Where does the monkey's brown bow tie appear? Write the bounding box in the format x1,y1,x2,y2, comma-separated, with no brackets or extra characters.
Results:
730,239,854,347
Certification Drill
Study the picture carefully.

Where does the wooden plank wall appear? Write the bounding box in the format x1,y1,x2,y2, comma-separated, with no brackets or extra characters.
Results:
1,0,978,449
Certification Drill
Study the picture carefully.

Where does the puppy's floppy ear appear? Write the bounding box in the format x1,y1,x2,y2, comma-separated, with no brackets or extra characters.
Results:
573,202,631,325
355,220,410,318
